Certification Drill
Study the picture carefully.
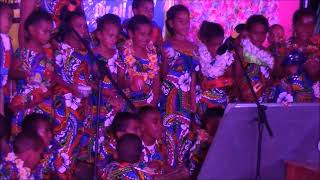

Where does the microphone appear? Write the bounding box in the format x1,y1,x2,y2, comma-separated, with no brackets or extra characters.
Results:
217,36,236,55
217,23,246,55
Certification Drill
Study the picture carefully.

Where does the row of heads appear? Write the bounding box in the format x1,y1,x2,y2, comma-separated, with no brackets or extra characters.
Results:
1,2,317,44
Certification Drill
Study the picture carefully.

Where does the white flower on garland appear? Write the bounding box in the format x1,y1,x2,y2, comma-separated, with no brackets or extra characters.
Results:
64,93,81,110
198,43,234,78
178,72,191,92
241,39,274,78
4,152,33,180
277,92,293,104
56,43,74,68
313,81,319,98
107,49,118,74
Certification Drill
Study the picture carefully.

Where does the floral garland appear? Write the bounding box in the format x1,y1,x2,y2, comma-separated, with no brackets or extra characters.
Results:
241,38,274,78
198,43,234,78
122,40,159,81
4,152,34,180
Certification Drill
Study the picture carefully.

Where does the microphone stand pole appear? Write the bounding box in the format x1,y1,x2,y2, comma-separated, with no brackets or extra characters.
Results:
233,47,273,180
71,29,136,180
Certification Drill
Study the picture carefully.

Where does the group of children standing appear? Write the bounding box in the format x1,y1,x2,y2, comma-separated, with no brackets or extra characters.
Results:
0,0,319,179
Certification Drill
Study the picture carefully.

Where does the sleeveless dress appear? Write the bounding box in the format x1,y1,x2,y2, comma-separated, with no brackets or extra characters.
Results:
11,48,54,135
159,47,200,163
53,42,92,174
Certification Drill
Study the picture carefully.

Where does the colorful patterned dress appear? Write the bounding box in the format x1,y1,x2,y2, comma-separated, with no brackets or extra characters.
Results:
53,42,92,174
0,152,34,180
90,51,128,161
197,44,234,113
141,133,176,175
159,46,200,165
101,161,153,180
0,33,13,113
271,73,316,103
10,48,54,135
118,40,160,108
97,132,117,171
238,39,274,102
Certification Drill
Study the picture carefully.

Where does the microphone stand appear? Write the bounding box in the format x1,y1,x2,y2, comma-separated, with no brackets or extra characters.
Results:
71,29,136,180
232,46,273,180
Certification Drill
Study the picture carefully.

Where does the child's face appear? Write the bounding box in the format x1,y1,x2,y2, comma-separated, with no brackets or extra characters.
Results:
37,121,53,147
295,15,315,42
268,26,285,44
171,11,190,37
0,7,13,34
205,117,221,137
142,111,163,140
71,16,88,39
29,20,53,45
133,1,154,20
124,119,141,137
248,23,267,47
205,36,224,57
131,24,152,48
97,23,119,49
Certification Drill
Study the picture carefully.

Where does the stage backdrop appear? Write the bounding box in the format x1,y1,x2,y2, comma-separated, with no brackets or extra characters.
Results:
82,0,299,41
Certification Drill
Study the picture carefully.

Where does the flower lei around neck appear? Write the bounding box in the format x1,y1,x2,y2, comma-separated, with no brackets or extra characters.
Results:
122,40,159,81
241,38,274,68
4,152,34,180
241,38,274,78
198,43,234,78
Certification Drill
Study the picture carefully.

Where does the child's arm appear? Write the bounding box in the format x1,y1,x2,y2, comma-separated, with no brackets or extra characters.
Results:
151,74,160,106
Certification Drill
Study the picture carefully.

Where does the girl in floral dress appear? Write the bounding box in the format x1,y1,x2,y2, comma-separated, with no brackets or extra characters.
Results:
160,5,199,163
118,15,160,108
52,8,92,176
286,9,319,100
10,9,54,135
235,15,274,102
197,21,235,113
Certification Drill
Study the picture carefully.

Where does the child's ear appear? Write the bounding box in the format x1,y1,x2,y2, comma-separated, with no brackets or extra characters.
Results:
168,20,174,31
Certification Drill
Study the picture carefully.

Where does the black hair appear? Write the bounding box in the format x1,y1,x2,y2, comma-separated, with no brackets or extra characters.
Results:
199,20,224,43
21,113,53,135
116,133,143,163
94,13,121,44
246,14,269,32
55,6,85,42
0,2,11,12
292,8,316,26
13,132,44,154
165,4,189,35
0,115,11,141
110,112,140,135
137,106,159,119
132,0,154,9
234,23,246,34
96,13,121,32
201,107,224,128
24,8,53,40
269,24,284,31
127,15,151,33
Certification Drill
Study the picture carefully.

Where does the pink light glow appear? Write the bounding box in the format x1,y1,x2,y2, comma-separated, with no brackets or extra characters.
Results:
277,0,300,38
